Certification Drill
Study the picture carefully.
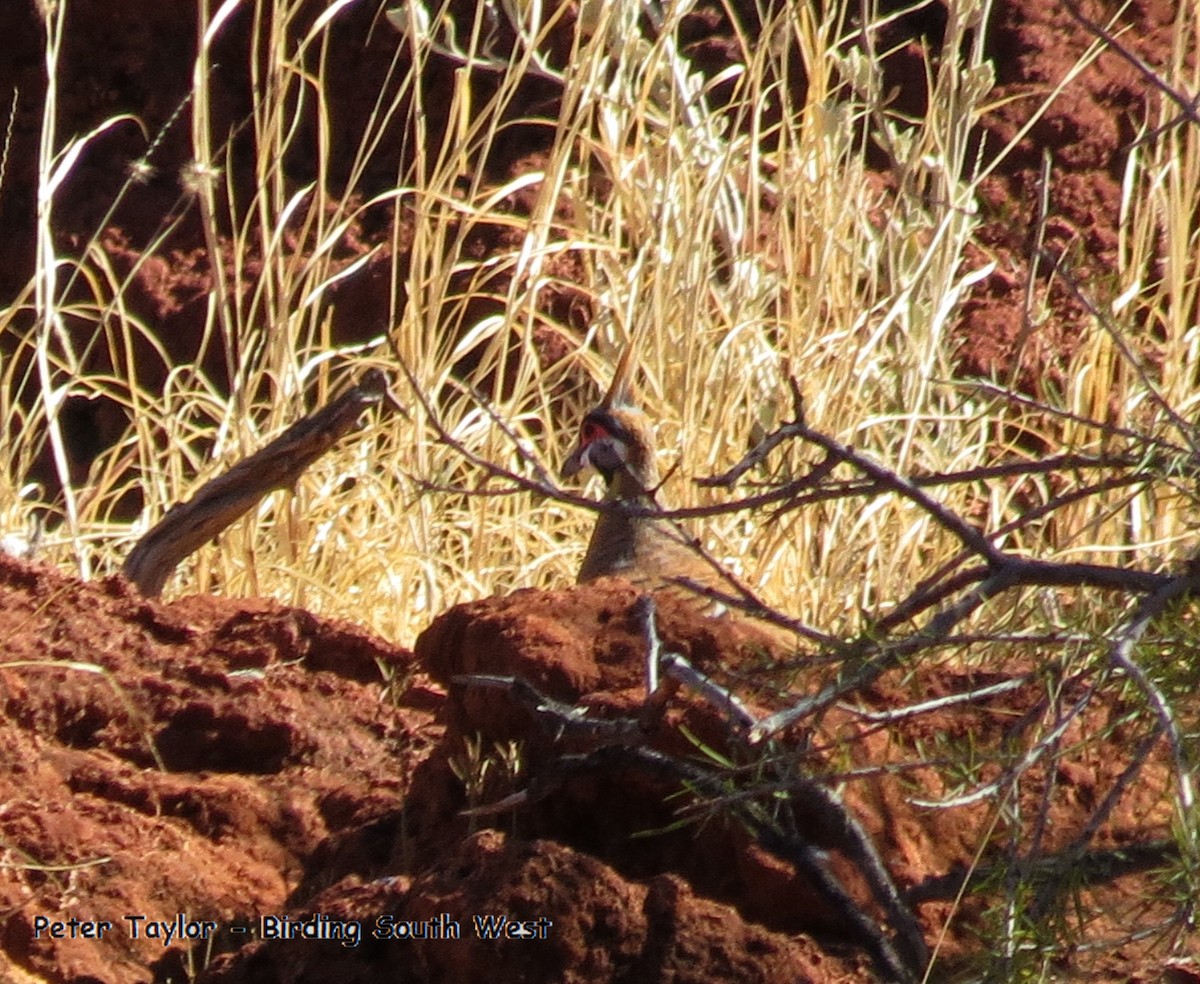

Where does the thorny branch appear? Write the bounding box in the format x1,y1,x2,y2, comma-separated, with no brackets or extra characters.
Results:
404,329,1198,978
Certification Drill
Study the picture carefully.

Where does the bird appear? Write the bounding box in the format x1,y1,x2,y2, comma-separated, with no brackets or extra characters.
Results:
561,341,794,653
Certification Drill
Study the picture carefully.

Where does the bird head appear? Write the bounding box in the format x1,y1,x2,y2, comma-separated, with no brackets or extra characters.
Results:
561,341,659,490
562,405,657,485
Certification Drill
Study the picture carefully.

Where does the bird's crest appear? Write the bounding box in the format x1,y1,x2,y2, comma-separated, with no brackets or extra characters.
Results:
599,336,639,410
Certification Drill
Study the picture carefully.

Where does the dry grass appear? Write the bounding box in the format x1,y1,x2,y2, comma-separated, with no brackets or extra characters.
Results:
0,0,1195,643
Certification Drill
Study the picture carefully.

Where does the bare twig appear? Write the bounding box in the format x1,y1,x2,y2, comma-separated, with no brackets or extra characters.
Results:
842,673,1035,723
1061,0,1200,133
748,569,1020,743
1107,569,1200,843
1046,256,1200,455
910,678,1101,811
961,379,1195,459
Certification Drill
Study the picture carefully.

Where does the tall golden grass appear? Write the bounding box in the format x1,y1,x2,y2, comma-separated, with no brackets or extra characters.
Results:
0,0,1194,648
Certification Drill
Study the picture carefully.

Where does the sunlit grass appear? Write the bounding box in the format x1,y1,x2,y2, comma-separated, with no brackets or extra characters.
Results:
0,0,1194,650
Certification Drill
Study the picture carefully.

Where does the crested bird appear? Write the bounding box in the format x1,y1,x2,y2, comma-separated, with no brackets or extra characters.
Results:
561,343,705,593
561,342,794,651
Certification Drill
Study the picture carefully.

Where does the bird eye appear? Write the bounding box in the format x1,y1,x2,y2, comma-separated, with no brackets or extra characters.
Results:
580,420,603,443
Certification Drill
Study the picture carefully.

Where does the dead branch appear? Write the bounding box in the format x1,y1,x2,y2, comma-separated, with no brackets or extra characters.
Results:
123,369,392,597
449,705,926,984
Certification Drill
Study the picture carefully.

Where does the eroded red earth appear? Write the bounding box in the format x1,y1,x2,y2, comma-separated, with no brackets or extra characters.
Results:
1,0,1196,981
0,554,1188,983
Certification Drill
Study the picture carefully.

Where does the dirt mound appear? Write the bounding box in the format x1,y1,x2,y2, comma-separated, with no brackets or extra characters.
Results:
0,555,421,983
0,554,1187,982
1,557,875,983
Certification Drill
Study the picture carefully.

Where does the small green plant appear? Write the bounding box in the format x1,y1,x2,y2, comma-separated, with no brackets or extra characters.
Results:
448,734,524,833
